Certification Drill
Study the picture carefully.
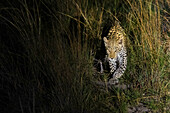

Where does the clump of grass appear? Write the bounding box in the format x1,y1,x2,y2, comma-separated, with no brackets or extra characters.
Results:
125,0,169,111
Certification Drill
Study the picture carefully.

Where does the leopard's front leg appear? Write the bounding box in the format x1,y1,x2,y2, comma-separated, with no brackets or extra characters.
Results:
108,48,127,85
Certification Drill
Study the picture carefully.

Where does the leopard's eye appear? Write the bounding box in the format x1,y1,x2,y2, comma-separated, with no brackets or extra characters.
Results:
107,45,111,48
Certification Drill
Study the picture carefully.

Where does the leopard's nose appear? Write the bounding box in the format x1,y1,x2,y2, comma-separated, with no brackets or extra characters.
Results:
108,58,114,61
109,58,116,62
109,58,113,61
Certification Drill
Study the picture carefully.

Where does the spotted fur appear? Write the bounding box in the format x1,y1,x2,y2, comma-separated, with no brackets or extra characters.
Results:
103,21,127,85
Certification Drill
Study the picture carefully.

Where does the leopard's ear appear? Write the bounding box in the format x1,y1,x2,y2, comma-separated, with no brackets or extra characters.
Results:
103,37,108,43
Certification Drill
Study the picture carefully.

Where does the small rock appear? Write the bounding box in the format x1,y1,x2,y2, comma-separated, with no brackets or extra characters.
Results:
128,106,136,113
128,103,150,113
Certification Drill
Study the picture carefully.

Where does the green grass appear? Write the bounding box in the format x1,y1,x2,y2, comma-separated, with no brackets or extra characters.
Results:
0,0,169,113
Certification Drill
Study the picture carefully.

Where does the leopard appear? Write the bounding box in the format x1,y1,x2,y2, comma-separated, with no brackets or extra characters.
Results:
103,21,127,85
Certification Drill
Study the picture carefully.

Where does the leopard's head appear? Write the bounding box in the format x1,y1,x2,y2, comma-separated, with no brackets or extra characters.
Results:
103,22,125,59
